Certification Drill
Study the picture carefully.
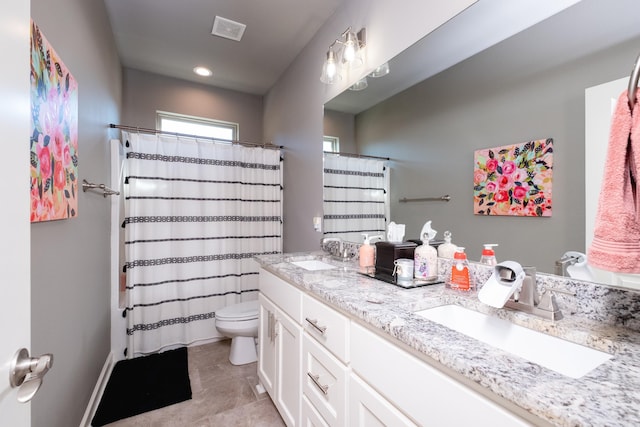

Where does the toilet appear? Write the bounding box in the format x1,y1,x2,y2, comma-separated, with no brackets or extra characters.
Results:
215,300,259,365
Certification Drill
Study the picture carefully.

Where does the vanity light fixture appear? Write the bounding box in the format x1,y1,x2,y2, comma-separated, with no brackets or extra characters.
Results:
338,27,366,68
369,62,390,78
193,66,213,77
320,46,341,84
320,26,366,84
349,77,368,91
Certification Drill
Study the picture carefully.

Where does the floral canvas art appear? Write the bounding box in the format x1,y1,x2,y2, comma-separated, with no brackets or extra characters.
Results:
30,19,78,222
474,139,553,217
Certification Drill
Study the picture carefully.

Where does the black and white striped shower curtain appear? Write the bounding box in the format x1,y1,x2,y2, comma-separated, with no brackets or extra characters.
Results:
323,154,389,243
122,131,282,356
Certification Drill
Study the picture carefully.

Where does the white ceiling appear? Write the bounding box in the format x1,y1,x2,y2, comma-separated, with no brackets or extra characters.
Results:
103,0,345,95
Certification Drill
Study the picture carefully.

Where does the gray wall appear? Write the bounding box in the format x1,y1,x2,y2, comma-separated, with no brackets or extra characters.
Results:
356,27,640,273
122,68,263,143
30,0,121,425
265,0,472,252
323,109,356,153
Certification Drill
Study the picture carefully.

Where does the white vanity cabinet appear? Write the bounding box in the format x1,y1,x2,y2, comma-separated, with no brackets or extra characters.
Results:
258,270,303,427
258,267,535,427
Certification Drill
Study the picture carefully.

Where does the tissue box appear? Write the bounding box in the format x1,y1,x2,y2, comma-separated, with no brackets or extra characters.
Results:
375,241,417,277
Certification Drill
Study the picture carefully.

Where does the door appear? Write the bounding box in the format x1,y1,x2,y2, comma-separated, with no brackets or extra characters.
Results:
258,294,276,396
275,309,302,427
0,1,32,426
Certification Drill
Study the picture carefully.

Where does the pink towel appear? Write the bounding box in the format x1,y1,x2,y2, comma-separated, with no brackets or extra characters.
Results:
588,89,640,272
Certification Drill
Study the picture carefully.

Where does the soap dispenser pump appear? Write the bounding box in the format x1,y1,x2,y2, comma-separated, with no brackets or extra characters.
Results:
447,247,474,291
359,233,382,269
480,244,499,266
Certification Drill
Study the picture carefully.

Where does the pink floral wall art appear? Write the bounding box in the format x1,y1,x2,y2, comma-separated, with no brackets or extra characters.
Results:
30,19,78,222
474,139,553,217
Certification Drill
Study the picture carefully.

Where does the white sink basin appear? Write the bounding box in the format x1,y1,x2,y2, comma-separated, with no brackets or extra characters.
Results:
290,260,337,271
415,305,612,379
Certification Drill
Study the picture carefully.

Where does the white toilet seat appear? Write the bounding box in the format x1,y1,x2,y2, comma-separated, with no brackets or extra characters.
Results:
216,300,259,321
215,299,259,365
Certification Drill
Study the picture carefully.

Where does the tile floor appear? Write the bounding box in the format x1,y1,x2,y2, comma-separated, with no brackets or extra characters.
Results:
104,340,285,426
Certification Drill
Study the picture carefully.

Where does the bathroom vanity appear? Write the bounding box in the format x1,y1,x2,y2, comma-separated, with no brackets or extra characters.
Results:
255,252,640,426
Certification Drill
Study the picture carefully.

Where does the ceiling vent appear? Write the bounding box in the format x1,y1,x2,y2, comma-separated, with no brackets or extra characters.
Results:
211,16,246,41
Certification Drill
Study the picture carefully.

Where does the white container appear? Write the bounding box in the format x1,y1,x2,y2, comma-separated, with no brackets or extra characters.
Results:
394,258,414,281
437,230,457,259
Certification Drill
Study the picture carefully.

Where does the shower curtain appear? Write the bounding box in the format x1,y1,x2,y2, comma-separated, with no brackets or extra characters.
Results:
122,131,282,356
323,154,389,243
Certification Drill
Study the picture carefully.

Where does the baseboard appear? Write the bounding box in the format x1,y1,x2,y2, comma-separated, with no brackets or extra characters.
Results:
79,351,115,427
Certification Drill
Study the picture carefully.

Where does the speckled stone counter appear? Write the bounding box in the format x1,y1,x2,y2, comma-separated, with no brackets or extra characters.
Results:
255,252,640,427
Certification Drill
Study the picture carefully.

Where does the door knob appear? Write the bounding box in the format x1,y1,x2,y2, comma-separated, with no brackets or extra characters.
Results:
9,348,54,403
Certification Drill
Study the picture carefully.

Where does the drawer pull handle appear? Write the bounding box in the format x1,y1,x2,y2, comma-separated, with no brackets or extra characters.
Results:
307,372,329,395
305,317,327,335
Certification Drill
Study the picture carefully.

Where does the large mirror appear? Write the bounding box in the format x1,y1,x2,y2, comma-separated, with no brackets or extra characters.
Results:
323,0,640,284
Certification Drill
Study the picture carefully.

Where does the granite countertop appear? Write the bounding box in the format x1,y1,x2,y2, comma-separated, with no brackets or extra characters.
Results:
255,252,640,427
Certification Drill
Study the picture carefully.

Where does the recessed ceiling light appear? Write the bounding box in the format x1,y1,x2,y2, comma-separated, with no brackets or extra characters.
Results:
193,66,213,77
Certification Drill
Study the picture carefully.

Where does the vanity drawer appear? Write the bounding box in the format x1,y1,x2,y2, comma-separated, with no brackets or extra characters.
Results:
302,293,349,363
302,395,330,427
303,334,348,427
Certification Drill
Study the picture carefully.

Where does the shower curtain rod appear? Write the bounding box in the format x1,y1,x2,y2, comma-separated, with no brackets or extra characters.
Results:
323,151,390,161
109,123,283,150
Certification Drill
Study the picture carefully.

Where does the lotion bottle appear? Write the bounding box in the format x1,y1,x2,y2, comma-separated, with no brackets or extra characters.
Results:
437,230,457,258
414,221,438,280
359,234,381,269
447,247,474,291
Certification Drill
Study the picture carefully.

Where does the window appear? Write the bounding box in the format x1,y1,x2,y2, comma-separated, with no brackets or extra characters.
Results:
323,135,339,153
157,111,239,141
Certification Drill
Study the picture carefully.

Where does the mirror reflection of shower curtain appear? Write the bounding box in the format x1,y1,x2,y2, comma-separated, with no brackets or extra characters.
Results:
122,131,282,357
323,154,389,243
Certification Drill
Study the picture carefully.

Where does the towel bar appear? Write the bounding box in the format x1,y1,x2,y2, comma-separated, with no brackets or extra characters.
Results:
82,179,120,197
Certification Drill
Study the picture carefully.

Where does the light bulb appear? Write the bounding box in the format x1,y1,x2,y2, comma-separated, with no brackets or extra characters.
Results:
326,59,336,79
342,32,357,63
320,49,341,84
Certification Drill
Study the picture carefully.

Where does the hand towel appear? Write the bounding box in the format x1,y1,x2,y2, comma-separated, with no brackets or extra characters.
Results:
588,89,640,272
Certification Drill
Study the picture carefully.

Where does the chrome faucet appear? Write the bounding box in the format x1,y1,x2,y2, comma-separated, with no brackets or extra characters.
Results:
555,253,580,277
320,237,344,258
504,267,564,321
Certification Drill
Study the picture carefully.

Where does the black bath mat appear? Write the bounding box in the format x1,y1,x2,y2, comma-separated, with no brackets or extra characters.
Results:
91,347,192,426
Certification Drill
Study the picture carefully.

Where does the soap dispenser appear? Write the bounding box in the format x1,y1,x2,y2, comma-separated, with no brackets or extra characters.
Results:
414,221,438,280
447,247,474,291
359,234,382,269
437,231,457,259
480,244,499,265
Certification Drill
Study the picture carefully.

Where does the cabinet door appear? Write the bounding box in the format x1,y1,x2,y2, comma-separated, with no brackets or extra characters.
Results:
258,294,277,397
350,374,417,427
275,308,303,427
